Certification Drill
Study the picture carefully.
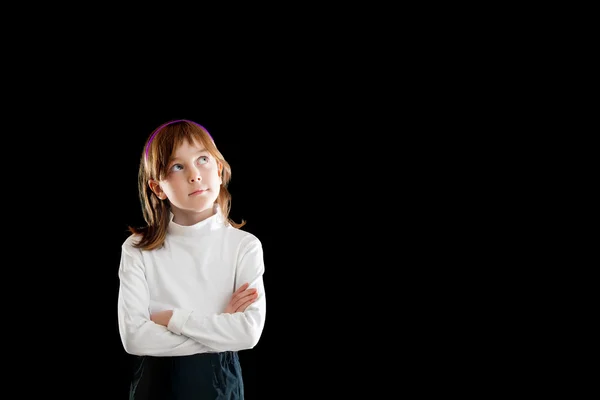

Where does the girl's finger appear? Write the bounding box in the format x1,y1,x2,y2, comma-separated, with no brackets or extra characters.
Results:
233,283,249,295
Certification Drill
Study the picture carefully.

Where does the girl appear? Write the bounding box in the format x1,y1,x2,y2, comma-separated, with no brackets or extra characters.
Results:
117,119,266,399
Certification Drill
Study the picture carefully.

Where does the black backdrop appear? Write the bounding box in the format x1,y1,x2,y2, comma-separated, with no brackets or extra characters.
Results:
11,94,416,398
0,17,454,393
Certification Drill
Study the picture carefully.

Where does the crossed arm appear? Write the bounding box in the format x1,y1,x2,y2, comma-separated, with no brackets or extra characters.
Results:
150,283,257,326
117,237,266,356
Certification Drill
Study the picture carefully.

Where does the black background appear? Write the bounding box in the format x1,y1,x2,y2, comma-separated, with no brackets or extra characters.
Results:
9,83,427,398
59,104,373,398
0,13,520,395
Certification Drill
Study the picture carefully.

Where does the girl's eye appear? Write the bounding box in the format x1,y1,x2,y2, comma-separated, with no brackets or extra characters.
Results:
169,156,207,172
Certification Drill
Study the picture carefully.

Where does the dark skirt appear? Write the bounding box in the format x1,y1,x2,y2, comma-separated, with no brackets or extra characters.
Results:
129,352,244,400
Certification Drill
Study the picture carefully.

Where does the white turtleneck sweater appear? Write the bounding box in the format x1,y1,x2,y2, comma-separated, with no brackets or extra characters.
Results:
117,207,266,357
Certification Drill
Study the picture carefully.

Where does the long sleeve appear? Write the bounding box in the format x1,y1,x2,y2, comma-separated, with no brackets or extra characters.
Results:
166,236,267,352
117,243,217,357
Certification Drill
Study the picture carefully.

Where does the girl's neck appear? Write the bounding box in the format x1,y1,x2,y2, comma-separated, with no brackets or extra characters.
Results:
171,205,217,226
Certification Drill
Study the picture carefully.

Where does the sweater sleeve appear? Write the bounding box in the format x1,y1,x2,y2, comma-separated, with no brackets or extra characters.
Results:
166,235,267,352
117,240,217,356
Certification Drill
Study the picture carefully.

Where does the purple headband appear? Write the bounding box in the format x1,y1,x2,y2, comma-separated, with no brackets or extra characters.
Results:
145,119,213,159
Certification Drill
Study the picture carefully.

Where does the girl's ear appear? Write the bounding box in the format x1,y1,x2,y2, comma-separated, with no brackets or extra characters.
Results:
149,179,167,200
218,162,223,183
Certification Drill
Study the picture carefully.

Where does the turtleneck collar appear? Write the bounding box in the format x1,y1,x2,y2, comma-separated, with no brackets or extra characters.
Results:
167,204,226,237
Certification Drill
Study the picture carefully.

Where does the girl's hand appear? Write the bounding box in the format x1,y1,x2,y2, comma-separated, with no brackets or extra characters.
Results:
224,282,258,314
150,310,174,327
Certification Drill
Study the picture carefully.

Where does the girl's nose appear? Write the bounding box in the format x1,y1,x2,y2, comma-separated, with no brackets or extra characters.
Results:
189,168,202,183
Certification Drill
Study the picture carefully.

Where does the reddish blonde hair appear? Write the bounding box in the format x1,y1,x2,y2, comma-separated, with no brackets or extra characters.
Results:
129,120,245,250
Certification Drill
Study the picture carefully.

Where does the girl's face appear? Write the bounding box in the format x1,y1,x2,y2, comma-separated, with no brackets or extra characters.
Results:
149,138,222,225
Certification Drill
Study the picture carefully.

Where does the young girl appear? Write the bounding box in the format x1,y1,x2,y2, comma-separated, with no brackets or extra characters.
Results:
117,119,266,399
